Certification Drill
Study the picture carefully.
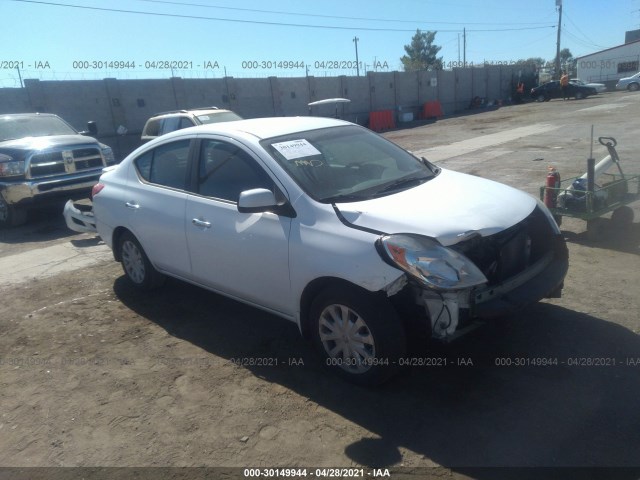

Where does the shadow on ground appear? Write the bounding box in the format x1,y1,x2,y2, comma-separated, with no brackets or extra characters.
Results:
562,219,640,255
0,202,77,244
114,277,640,478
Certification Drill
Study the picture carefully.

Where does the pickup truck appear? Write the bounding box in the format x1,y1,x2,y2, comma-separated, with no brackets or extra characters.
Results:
0,113,115,227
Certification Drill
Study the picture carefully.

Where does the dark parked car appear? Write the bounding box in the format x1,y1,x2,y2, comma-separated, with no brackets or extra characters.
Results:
530,81,597,102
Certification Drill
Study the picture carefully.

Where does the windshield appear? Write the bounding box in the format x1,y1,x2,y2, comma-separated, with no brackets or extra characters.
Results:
196,112,243,124
261,125,436,202
0,115,77,142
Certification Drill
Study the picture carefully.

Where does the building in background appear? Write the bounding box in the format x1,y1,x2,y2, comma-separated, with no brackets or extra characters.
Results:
575,39,640,86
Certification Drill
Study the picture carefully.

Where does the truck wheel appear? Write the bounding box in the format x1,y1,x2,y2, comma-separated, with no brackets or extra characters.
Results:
611,206,634,227
309,285,406,386
118,231,166,290
0,197,27,227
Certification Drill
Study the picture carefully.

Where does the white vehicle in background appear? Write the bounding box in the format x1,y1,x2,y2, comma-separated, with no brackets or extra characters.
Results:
571,79,606,93
615,72,640,91
89,117,568,385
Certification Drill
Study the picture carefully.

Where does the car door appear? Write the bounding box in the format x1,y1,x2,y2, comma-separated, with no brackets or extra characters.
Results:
125,138,192,278
184,137,293,315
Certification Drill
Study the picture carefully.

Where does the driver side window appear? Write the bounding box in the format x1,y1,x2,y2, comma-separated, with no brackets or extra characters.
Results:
198,140,273,202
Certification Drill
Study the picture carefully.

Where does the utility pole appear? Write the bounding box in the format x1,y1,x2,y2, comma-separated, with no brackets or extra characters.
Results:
457,33,460,63
353,37,360,76
463,28,466,66
16,65,23,88
555,0,563,79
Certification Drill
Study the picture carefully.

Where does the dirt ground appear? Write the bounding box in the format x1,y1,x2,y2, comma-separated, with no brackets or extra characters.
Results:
1,92,639,479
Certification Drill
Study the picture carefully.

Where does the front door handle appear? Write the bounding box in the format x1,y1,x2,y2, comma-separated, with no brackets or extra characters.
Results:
192,218,211,229
125,201,140,209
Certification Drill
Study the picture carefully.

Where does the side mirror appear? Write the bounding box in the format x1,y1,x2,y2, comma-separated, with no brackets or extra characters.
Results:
238,188,296,217
87,121,98,136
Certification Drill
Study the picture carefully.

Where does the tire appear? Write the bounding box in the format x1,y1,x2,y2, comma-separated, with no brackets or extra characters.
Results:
0,196,27,227
118,231,165,290
309,284,406,386
575,91,584,100
536,94,546,102
611,206,634,227
628,83,639,92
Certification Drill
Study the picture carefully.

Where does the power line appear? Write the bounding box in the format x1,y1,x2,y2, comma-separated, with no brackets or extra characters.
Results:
563,11,606,49
9,0,556,33
133,0,556,26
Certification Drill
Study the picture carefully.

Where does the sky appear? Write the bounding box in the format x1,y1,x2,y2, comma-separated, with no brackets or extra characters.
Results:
0,0,638,87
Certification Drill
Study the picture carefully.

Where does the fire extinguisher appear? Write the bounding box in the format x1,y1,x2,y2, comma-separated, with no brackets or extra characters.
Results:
544,166,561,208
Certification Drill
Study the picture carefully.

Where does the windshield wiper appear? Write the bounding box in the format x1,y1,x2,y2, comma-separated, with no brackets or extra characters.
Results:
320,192,371,203
373,174,432,195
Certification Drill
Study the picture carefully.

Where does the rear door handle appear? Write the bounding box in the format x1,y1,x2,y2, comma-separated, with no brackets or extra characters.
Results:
125,201,140,209
192,218,211,229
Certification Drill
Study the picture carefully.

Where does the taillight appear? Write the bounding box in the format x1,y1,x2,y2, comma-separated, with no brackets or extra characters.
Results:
91,183,105,199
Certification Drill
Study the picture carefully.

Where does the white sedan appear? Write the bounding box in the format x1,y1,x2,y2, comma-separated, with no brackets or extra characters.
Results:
571,78,606,93
92,117,568,384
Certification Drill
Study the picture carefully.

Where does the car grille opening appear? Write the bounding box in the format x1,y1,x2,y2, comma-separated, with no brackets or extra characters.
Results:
451,207,555,286
29,147,105,179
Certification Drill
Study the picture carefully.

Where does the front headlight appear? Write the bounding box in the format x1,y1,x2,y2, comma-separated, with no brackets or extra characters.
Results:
0,154,25,177
376,234,487,290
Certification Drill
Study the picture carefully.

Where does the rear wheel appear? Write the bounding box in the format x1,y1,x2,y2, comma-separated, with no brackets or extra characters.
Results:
309,285,406,385
575,91,585,99
118,231,165,290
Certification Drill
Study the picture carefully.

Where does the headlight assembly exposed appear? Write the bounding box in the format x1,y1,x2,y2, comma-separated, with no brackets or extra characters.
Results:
376,234,487,290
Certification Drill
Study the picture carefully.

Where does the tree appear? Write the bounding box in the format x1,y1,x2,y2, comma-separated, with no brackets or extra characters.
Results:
517,57,547,70
556,48,576,76
401,29,442,71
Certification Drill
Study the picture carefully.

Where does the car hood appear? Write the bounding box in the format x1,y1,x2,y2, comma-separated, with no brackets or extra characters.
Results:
0,135,98,150
335,169,536,246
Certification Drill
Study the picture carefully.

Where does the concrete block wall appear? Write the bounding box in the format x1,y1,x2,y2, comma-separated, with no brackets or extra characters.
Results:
0,65,532,159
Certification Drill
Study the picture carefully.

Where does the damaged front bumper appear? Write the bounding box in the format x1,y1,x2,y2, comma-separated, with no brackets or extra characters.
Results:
63,199,97,233
414,236,568,341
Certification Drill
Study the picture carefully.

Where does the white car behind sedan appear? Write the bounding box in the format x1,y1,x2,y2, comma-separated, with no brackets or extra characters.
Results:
616,72,640,91
91,117,568,385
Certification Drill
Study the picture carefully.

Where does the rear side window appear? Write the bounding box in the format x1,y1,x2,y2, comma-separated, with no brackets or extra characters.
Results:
142,119,161,138
134,140,191,190
160,117,181,135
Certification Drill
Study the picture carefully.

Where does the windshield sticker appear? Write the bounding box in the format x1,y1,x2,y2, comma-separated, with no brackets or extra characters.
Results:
198,115,210,121
271,139,321,160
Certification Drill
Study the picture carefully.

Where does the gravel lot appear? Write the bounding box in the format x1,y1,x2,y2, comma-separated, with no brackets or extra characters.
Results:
1,92,639,479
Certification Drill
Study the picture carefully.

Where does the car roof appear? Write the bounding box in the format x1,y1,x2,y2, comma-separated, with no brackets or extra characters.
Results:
150,107,229,118
165,116,353,141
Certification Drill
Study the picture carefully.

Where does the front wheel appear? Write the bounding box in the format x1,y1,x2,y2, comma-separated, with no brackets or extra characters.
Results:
309,285,406,385
0,197,27,228
575,91,585,100
628,83,639,92
118,231,166,290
